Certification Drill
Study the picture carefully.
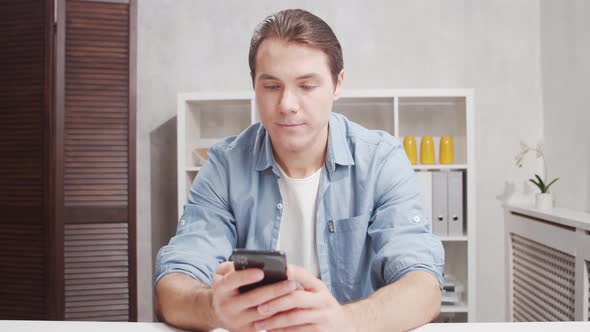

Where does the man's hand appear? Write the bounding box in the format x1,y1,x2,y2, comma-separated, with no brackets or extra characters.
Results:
211,261,297,332
253,264,354,332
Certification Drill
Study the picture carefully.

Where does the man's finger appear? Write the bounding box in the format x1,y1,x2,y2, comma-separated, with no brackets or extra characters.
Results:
216,268,264,295
257,289,317,316
232,307,271,330
215,261,235,276
233,279,296,312
255,308,320,331
267,324,317,332
286,264,325,292
212,273,223,285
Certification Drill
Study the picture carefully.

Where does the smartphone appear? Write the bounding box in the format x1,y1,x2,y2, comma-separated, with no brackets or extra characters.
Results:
229,249,288,293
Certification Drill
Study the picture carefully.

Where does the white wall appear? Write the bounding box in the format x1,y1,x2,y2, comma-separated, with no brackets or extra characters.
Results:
137,0,544,321
540,0,590,213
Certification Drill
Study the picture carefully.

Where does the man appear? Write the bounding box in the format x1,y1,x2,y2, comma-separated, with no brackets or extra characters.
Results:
155,9,444,332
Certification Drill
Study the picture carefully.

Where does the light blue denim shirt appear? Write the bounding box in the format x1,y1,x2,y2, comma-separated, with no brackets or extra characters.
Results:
155,112,444,303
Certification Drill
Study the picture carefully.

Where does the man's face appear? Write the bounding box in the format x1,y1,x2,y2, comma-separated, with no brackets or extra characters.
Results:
254,38,343,155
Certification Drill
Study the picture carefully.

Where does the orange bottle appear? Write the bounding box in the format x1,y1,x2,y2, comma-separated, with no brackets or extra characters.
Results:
439,136,454,164
403,136,417,164
420,136,435,165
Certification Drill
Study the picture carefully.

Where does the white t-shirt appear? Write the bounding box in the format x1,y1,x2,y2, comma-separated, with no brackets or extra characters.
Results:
275,164,322,278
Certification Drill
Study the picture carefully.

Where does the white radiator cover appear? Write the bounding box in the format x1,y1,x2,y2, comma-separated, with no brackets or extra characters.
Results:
504,205,590,321
587,261,590,320
511,234,575,321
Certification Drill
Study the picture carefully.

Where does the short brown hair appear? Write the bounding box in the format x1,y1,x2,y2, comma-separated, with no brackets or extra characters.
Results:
248,9,343,87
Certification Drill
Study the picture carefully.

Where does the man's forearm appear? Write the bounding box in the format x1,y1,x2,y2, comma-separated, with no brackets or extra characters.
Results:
155,273,219,331
343,270,442,332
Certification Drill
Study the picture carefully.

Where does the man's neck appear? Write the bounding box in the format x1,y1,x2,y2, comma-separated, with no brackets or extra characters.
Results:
273,126,328,179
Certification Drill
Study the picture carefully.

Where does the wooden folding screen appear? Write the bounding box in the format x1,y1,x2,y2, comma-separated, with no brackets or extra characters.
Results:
0,0,136,321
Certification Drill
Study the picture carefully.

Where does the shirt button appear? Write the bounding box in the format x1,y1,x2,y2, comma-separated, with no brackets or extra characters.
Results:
413,216,420,223
277,203,283,210
180,219,186,226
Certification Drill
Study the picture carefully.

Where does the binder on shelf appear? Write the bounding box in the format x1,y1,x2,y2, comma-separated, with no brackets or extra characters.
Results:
415,171,433,227
447,171,464,236
432,171,448,237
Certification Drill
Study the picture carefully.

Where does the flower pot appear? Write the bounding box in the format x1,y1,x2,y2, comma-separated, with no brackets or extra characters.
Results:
535,193,553,210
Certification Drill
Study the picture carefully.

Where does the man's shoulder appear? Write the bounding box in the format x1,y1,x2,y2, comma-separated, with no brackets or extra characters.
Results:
333,112,402,155
207,122,264,163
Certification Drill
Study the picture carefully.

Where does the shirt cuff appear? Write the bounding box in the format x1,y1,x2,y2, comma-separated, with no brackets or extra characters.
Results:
154,263,212,288
385,262,444,290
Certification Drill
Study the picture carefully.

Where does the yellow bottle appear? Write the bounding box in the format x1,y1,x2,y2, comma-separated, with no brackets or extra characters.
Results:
439,136,454,164
420,136,435,165
403,136,417,164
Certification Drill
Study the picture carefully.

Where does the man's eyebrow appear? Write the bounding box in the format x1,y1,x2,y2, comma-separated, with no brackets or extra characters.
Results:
257,73,321,80
258,73,279,80
295,73,321,80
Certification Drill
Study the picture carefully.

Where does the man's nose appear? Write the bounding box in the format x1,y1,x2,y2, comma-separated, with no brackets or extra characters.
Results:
278,89,299,114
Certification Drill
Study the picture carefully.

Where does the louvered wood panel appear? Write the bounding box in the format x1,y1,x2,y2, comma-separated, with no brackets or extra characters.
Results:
59,0,135,321
0,0,49,319
64,223,129,321
0,224,46,319
64,0,129,215
511,234,575,321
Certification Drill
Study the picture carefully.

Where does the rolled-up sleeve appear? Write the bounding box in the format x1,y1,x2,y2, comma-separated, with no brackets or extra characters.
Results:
154,145,237,287
368,143,445,290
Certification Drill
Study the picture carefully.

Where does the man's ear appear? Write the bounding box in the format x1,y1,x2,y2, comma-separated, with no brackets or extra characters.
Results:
333,69,344,101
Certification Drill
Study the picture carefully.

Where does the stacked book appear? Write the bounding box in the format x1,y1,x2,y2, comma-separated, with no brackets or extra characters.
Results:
442,274,464,305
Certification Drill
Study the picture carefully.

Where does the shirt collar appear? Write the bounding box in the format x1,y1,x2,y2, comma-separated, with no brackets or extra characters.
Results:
324,113,355,174
255,113,355,175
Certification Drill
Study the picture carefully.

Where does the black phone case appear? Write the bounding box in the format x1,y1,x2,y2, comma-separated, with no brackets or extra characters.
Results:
229,249,287,293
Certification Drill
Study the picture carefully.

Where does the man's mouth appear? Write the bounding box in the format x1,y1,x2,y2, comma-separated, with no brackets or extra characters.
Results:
277,123,303,127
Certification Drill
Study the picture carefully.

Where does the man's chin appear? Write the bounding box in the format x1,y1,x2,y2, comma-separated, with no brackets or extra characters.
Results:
279,143,307,154
270,133,307,152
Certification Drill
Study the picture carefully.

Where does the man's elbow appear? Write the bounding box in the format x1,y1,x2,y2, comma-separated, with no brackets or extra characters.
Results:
430,285,442,322
154,278,168,323
403,270,442,322
154,273,183,324
424,273,442,322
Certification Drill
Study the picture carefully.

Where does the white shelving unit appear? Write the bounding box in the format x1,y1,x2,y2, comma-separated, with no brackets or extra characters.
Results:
177,89,476,322
413,164,468,171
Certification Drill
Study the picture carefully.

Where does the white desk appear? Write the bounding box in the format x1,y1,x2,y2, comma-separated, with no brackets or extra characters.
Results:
415,321,590,331
0,321,183,332
2,321,590,331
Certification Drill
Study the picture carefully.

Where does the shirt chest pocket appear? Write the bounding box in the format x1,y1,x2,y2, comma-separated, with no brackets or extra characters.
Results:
329,213,371,233
327,213,371,285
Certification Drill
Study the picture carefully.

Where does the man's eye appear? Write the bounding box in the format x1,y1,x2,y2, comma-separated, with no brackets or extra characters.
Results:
301,85,316,90
264,85,280,90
